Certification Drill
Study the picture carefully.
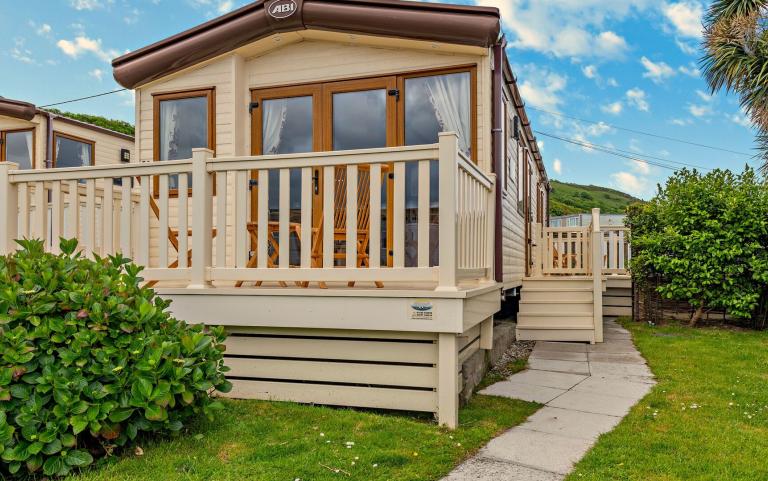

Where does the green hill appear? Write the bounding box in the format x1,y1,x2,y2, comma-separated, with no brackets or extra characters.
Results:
549,180,640,216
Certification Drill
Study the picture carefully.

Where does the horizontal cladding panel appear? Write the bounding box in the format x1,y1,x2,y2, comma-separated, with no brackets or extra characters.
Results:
225,357,437,388
227,327,438,341
225,335,437,364
222,379,437,412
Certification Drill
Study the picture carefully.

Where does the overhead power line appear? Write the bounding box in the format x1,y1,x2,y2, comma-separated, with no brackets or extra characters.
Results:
528,106,752,158
535,130,712,172
39,88,129,109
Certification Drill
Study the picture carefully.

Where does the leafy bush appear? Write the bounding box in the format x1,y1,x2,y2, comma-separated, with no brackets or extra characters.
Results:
0,239,231,477
628,168,768,325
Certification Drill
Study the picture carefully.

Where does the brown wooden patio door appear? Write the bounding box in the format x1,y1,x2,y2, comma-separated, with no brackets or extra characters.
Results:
251,77,397,266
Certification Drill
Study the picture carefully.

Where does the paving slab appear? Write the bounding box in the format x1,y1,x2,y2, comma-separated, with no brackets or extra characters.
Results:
572,376,654,399
520,406,622,440
482,428,594,475
548,390,641,417
480,381,566,403
441,319,655,481
530,350,589,362
507,370,588,390
586,340,638,353
442,457,563,481
588,352,646,364
528,359,590,375
534,342,588,353
588,361,653,377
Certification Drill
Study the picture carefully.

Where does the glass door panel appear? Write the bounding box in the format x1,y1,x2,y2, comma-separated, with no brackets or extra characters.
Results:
324,77,396,267
251,87,320,266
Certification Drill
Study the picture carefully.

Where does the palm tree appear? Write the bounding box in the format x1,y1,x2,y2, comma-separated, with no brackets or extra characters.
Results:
701,0,768,173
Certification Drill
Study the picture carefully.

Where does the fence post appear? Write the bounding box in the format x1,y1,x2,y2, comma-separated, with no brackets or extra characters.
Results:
0,162,19,254
591,208,603,343
189,148,213,289
437,132,458,291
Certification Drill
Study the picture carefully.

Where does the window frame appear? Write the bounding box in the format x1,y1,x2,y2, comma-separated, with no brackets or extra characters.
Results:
152,87,216,196
52,131,95,168
1,128,36,169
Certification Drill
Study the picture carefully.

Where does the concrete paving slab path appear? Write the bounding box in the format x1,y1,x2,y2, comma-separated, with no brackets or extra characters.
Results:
443,319,655,481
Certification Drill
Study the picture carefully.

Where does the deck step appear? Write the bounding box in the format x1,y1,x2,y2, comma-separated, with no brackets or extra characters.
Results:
519,302,593,315
521,290,593,303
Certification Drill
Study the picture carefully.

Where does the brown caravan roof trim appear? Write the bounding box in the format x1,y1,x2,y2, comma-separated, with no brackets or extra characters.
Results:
112,0,501,89
0,98,37,121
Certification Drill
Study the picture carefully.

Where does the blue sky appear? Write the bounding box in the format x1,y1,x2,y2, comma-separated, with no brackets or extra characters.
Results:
0,0,758,198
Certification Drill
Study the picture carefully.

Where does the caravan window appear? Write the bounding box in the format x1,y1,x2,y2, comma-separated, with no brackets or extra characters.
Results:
154,88,215,192
403,71,473,157
1,129,33,169
53,132,93,168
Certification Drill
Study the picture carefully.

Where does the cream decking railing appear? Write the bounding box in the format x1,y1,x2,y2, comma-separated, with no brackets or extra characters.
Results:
530,209,630,277
0,132,495,291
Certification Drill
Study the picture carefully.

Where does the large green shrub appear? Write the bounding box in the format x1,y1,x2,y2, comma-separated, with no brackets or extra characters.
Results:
628,168,768,325
0,239,231,477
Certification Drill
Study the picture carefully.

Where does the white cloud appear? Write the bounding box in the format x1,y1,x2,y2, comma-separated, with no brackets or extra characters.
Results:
631,159,651,175
11,41,35,65
595,31,628,57
124,8,141,24
601,101,623,115
688,103,712,117
611,171,650,197
553,158,563,175
70,0,107,10
57,35,120,63
626,88,650,112
641,56,676,83
695,89,714,102
675,38,698,55
730,113,751,128
607,77,619,87
515,64,567,111
476,0,649,59
89,68,104,81
34,23,52,37
679,62,700,77
670,118,693,126
582,65,598,79
663,1,704,39
190,0,237,16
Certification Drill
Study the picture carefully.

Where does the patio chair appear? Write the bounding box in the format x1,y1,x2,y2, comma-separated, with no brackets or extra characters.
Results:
308,166,383,288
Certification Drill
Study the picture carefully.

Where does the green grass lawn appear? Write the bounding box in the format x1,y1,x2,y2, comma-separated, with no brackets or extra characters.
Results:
72,395,537,481
567,320,768,481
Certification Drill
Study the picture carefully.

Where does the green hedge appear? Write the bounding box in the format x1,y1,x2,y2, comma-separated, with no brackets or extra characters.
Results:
627,168,768,325
0,239,231,477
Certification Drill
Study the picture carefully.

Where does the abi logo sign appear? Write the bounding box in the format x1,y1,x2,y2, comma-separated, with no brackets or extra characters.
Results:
268,0,297,19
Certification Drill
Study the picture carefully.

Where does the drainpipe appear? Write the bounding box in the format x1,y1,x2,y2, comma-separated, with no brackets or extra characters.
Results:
491,39,505,284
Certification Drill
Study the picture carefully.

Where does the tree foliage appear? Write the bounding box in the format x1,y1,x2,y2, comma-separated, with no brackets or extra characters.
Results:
0,239,230,477
701,0,768,171
627,167,768,324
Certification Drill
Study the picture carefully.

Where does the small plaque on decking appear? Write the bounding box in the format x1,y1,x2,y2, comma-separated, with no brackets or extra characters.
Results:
410,299,434,321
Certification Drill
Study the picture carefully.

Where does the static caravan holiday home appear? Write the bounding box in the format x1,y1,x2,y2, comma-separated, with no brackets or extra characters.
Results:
0,0,630,427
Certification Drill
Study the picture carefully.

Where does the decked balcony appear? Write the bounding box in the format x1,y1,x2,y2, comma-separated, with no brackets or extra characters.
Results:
0,133,495,296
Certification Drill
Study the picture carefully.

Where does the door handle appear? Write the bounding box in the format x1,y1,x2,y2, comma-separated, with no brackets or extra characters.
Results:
313,169,319,194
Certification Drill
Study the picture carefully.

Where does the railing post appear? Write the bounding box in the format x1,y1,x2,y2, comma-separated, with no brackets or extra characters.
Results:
437,132,459,291
0,162,19,254
189,148,214,289
531,222,543,277
591,208,603,343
